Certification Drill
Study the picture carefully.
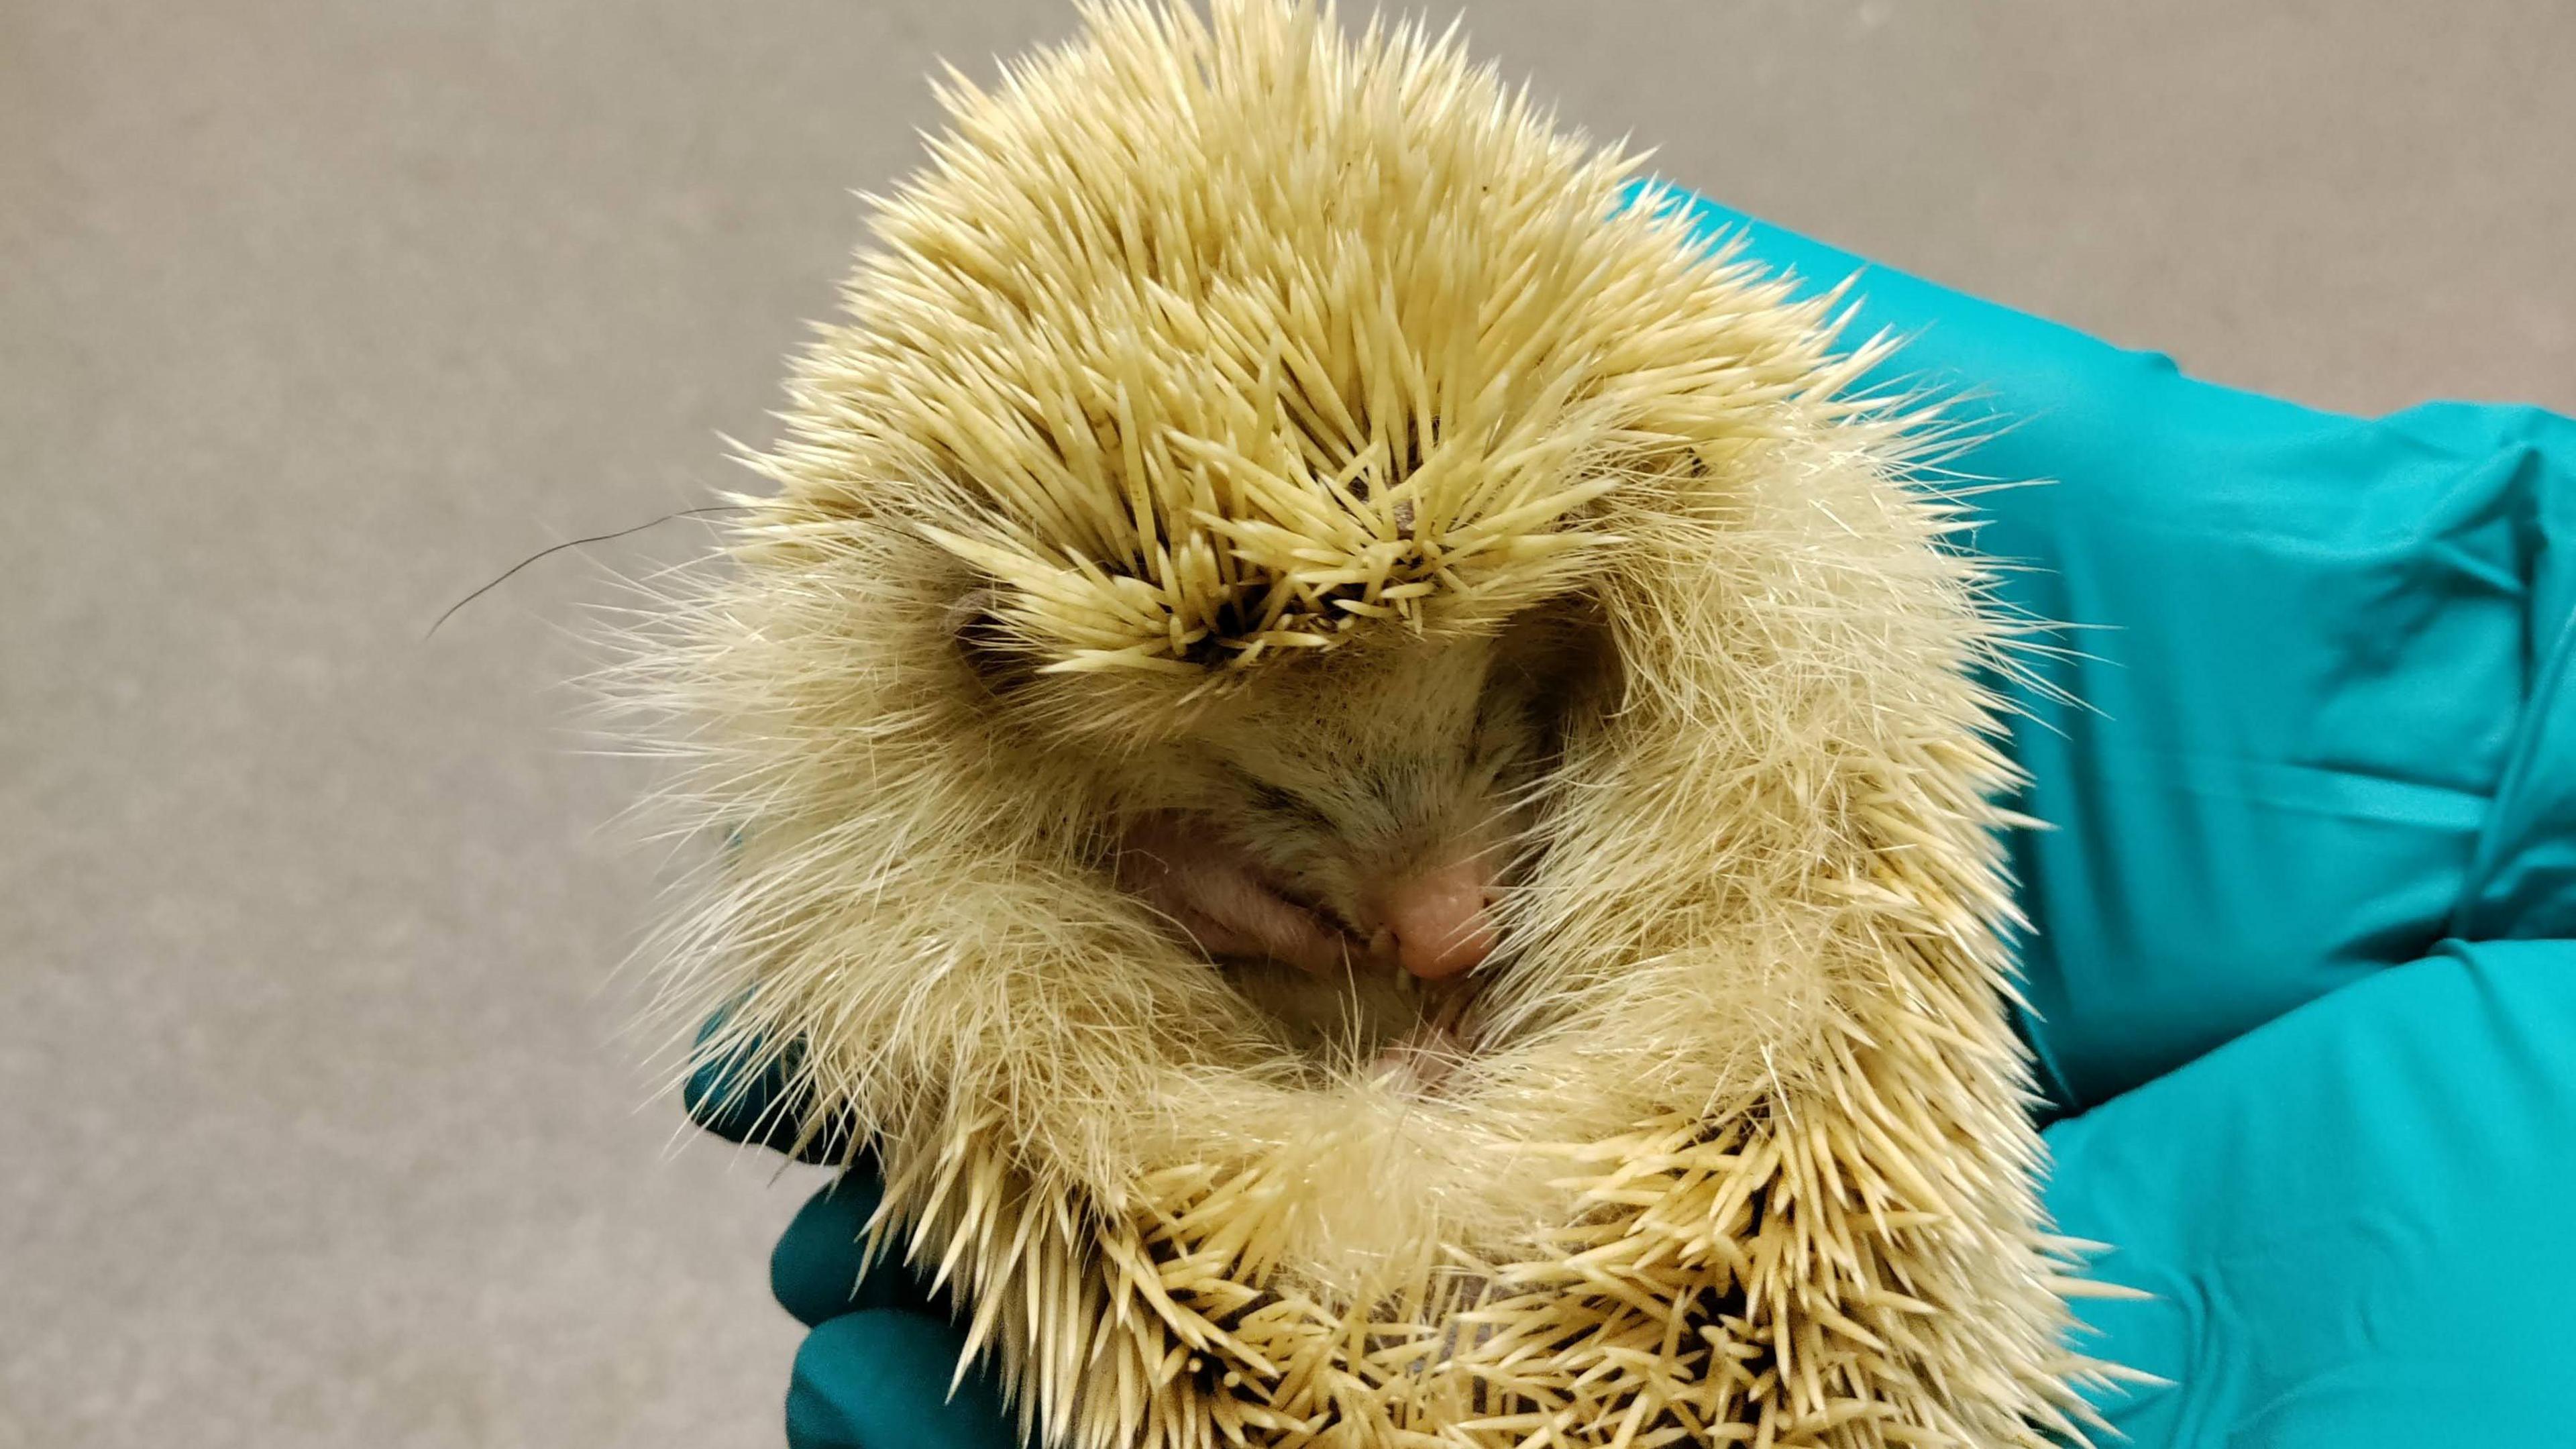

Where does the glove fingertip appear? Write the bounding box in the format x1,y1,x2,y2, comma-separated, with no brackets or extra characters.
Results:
788,1310,1023,1449
682,1012,790,1148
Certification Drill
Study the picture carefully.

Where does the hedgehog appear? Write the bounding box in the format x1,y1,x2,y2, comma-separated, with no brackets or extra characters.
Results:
631,2,2120,1444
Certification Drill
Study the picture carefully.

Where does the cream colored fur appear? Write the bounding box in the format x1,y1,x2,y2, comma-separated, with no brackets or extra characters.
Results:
628,2,2118,1443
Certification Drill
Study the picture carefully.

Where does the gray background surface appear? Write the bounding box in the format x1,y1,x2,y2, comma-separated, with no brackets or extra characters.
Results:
3,2,2569,1445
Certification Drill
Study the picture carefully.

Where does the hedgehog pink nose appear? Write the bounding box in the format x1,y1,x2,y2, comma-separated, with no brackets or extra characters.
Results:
1378,859,1497,980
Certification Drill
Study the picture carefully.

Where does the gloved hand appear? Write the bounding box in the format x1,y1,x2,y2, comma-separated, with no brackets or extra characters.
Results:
694,184,2576,1446
1663,191,2576,1444
687,1034,1024,1449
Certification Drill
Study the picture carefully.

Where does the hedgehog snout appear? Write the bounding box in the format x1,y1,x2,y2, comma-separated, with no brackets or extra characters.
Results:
1369,856,1500,979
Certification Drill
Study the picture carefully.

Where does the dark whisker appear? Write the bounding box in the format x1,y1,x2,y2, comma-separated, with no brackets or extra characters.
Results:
425,504,752,639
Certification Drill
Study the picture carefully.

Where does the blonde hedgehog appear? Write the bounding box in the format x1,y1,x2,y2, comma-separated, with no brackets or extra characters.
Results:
634,1,2124,1444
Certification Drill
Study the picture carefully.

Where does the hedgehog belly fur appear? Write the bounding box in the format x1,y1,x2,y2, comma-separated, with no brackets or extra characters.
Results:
633,2,2118,1444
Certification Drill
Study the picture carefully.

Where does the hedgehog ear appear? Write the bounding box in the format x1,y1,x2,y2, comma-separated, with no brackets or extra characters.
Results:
944,587,1041,698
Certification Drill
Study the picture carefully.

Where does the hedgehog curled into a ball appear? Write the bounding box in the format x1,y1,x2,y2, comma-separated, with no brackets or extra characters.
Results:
637,2,2116,1444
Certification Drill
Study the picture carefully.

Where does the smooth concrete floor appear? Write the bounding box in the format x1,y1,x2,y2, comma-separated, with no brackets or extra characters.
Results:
3,2,2569,1445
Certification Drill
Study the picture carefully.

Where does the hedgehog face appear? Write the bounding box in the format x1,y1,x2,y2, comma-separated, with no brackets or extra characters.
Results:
972,601,1608,996
1167,631,1537,976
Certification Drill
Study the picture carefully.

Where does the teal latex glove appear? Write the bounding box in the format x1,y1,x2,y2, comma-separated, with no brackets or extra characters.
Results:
1642,187,2576,1116
700,186,2576,1446
687,1036,1024,1449
2047,941,2576,1444
1659,188,2576,1444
